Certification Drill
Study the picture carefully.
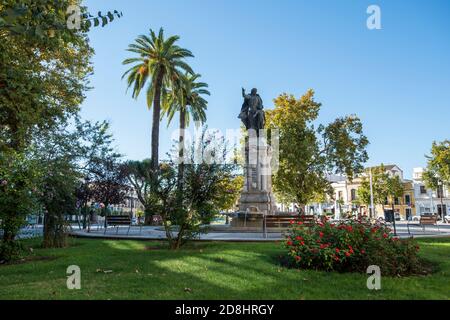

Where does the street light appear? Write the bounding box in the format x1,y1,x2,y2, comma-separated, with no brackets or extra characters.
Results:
438,180,445,222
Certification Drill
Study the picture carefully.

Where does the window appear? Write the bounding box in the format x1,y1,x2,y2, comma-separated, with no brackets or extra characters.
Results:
420,186,427,194
394,197,400,205
338,191,343,200
351,189,357,201
405,194,411,205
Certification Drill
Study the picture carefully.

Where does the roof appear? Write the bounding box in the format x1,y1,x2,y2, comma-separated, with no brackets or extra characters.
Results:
365,164,402,172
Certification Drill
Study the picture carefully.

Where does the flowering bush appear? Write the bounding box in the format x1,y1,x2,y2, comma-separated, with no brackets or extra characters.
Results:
282,217,423,276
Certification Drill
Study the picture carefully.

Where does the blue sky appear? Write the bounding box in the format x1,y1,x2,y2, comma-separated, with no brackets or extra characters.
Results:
81,0,450,179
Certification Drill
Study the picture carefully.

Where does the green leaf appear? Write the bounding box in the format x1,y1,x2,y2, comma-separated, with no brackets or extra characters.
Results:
84,20,92,30
101,16,108,27
107,12,114,22
93,18,99,27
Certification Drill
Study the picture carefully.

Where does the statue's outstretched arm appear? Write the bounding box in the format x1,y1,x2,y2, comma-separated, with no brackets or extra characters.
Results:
242,87,246,98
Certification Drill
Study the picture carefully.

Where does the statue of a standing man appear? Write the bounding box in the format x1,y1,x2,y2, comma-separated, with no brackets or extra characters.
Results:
238,88,265,132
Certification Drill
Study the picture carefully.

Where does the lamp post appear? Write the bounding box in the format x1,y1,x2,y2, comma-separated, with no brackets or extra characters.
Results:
438,180,445,222
369,168,375,219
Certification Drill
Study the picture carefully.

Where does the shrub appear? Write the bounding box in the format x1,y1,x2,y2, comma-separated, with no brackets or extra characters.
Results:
282,217,423,276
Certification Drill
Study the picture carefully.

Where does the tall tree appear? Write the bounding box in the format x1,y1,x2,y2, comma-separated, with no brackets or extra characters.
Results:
122,28,194,171
266,90,369,210
423,140,449,220
89,155,130,217
30,118,123,247
357,164,404,219
147,130,238,249
423,140,450,189
163,73,210,187
0,0,93,260
0,1,94,153
0,152,39,261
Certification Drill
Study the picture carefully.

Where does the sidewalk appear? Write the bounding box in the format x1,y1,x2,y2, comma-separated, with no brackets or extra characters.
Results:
69,221,450,241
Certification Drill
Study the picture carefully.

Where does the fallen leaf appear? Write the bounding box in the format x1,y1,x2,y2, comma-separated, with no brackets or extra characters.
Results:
184,287,193,293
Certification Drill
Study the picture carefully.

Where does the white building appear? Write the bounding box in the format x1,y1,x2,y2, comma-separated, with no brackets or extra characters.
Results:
412,167,449,218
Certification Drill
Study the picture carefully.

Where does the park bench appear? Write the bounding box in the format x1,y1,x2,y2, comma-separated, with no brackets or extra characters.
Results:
104,215,141,235
419,215,440,232
407,215,440,234
264,214,316,229
299,215,317,226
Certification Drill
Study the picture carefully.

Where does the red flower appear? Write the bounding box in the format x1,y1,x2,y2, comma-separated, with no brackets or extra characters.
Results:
295,236,303,241
287,241,293,246
295,255,301,262
300,241,305,246
297,221,304,225
383,233,388,239
320,244,328,249
290,220,295,225
361,249,366,254
333,255,340,261
319,232,324,238
345,251,351,257
335,248,340,253
347,226,353,232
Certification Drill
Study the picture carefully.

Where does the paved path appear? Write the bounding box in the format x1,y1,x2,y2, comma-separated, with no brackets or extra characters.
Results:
68,221,450,242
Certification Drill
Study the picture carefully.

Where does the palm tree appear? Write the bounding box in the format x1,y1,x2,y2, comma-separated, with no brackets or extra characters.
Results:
122,28,194,171
162,73,210,186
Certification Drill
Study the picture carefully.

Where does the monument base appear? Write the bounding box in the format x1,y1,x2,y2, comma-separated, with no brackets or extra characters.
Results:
238,190,274,214
230,190,276,229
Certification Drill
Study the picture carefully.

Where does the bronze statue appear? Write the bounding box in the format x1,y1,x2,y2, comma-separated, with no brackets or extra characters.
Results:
238,88,265,132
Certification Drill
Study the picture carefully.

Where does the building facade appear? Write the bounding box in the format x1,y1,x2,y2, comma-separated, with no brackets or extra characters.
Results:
307,165,417,220
412,167,449,218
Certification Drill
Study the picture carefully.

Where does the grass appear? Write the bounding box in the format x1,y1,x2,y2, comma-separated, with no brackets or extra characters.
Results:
0,237,449,300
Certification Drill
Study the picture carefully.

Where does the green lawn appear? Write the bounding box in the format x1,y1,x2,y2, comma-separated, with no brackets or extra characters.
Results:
0,237,449,300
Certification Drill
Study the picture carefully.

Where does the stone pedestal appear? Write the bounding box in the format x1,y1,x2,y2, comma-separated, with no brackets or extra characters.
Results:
233,132,276,227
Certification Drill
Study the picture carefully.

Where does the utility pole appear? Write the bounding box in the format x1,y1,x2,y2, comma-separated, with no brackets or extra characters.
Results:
370,168,375,219
438,180,445,222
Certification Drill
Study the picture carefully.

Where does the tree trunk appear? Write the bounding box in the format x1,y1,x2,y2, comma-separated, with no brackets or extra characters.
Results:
42,210,67,248
177,108,186,191
151,72,164,172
